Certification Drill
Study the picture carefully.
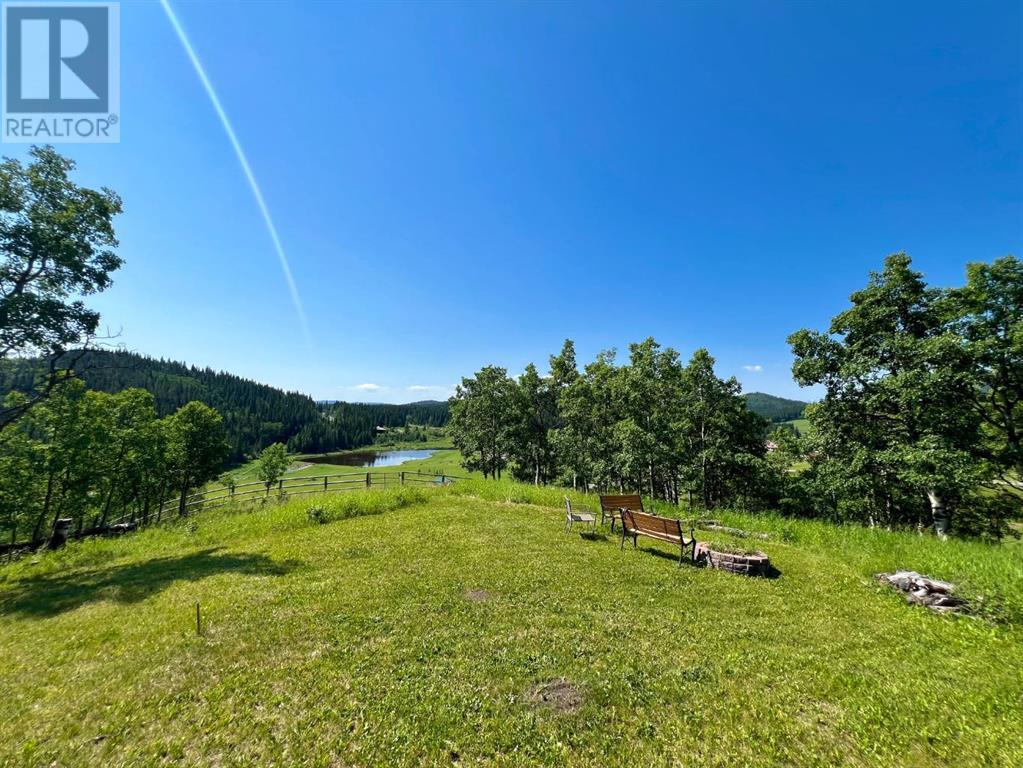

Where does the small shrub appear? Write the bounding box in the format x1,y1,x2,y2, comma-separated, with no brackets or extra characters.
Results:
299,487,430,527
306,506,327,524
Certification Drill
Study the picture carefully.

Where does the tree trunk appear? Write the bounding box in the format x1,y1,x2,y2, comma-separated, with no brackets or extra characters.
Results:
927,489,949,540
33,471,56,543
98,483,117,529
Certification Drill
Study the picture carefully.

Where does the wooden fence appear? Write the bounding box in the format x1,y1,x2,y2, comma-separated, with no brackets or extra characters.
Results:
109,470,464,530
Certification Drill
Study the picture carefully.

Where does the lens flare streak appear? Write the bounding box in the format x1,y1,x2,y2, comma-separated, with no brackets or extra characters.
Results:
160,0,311,348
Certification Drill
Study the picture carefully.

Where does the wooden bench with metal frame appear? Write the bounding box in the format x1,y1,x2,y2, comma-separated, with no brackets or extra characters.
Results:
620,508,697,565
598,494,643,532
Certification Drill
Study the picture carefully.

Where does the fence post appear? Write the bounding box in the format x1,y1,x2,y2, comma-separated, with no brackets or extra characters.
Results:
366,472,371,488
400,471,405,486
324,476,328,491
440,474,446,485
278,479,284,494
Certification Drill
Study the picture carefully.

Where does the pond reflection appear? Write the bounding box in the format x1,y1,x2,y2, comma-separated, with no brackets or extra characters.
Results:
303,449,439,468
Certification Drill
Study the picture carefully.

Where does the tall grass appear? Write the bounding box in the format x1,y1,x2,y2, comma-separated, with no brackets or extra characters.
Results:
446,479,1023,623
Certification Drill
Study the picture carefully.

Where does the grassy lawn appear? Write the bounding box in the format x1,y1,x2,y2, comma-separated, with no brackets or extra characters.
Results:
1,483,1021,766
782,418,811,435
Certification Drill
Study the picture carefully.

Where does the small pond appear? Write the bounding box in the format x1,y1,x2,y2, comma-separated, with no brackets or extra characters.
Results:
303,448,440,468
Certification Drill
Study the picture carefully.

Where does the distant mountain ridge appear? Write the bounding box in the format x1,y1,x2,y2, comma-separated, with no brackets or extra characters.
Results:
743,392,810,423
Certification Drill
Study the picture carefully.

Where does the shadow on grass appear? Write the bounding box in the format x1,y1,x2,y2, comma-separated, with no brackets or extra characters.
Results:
630,544,699,567
0,548,298,618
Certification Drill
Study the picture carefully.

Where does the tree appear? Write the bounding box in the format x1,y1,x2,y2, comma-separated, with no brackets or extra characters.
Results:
93,388,164,528
0,409,42,552
0,146,122,429
789,253,985,537
554,349,623,491
164,401,228,516
945,256,1023,481
25,378,109,540
676,348,767,509
256,442,290,495
507,364,558,485
449,366,516,479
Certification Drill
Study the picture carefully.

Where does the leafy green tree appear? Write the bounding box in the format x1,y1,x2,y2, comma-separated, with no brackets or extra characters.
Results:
946,256,1022,481
256,442,290,495
554,349,623,491
618,338,687,501
23,379,110,539
0,146,122,429
548,339,579,392
677,348,767,509
507,364,558,485
93,388,164,528
789,253,985,537
449,366,516,479
766,426,803,477
164,401,228,516
0,406,43,549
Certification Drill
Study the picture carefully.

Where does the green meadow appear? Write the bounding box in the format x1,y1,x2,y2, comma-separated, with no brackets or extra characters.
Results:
1,482,1020,767
782,418,811,436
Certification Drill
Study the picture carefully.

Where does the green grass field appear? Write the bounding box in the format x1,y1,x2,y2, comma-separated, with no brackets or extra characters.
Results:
782,418,811,435
1,482,1021,767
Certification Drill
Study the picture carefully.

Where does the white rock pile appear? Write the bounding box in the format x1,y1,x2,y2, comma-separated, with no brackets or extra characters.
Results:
876,570,969,614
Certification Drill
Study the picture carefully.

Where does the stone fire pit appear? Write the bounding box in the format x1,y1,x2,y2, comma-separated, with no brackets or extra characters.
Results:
695,542,771,577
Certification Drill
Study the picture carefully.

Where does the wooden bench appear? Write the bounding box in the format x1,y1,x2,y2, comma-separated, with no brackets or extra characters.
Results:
620,509,697,565
598,494,644,532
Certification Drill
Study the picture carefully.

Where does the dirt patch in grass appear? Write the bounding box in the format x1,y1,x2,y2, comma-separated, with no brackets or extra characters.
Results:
464,588,491,602
527,678,583,714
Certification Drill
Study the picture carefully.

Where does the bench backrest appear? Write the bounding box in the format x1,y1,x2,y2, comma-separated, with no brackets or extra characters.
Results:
599,494,643,514
622,509,684,540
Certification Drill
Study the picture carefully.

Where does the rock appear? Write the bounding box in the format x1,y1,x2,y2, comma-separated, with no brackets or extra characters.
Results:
47,518,73,550
876,570,969,614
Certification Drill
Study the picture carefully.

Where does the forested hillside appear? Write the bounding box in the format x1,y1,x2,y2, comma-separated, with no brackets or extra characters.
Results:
0,351,450,461
743,392,809,422
289,400,450,453
1,350,317,462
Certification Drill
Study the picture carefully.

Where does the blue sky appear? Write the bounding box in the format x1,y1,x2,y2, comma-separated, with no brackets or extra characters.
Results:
9,0,1020,402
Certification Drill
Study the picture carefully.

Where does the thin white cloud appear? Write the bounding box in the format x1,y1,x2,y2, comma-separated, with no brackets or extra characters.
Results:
353,383,381,392
743,364,764,372
407,384,456,396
